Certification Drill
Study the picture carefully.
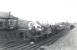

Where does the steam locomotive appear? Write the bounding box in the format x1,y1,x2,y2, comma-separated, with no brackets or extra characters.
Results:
0,12,74,43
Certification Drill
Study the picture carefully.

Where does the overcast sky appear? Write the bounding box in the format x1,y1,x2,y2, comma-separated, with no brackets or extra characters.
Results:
0,0,77,24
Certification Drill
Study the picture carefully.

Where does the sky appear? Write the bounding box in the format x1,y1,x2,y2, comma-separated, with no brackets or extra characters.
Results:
0,0,77,24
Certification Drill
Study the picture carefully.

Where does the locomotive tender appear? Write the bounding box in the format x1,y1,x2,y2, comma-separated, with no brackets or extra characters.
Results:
0,12,74,43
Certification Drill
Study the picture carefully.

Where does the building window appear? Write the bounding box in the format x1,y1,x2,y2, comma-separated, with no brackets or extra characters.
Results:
0,22,3,27
8,19,17,29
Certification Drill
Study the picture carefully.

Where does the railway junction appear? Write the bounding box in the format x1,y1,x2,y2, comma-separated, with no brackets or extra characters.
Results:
0,12,75,50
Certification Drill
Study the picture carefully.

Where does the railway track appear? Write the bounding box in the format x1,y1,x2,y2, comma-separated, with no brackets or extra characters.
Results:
24,28,71,50
1,39,30,50
2,28,72,50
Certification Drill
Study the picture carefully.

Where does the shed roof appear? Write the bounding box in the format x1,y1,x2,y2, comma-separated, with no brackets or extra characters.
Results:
0,12,18,19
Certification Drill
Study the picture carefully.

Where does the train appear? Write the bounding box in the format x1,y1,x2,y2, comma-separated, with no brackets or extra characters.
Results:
0,12,74,43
